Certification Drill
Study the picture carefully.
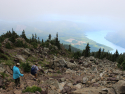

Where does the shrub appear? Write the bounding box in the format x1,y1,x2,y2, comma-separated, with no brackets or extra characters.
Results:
117,63,121,68
0,53,9,60
15,40,28,48
5,43,12,49
57,70,61,74
0,43,2,47
22,85,42,93
121,60,125,70
9,36,16,43
20,62,31,72
0,72,9,78
38,61,43,64
31,42,38,49
5,60,14,66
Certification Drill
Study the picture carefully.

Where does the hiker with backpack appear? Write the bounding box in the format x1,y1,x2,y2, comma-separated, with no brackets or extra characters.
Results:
31,63,40,80
13,63,24,88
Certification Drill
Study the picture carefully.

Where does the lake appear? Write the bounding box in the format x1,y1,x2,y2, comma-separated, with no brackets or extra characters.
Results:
85,31,125,54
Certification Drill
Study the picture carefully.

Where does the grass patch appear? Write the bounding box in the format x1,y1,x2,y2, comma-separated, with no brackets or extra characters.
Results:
0,53,9,60
4,60,14,66
22,85,42,93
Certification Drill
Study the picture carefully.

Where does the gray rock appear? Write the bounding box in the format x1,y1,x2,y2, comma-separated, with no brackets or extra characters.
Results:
83,77,88,84
22,48,31,56
0,65,5,73
15,55,26,62
0,77,3,87
113,80,125,94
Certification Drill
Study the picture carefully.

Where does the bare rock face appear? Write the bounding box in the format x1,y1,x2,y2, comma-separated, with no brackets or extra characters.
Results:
22,48,31,56
2,38,13,46
14,89,22,94
15,55,26,62
66,61,76,69
113,80,125,94
53,58,67,67
0,64,6,73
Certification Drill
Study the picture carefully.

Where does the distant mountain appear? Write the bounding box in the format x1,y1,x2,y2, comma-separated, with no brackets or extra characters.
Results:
105,31,125,49
0,21,113,52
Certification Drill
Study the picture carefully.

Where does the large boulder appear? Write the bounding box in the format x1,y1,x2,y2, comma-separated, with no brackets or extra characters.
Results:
0,64,6,73
22,48,31,56
66,62,77,69
53,58,67,67
113,80,125,94
15,55,26,62
2,38,13,46
44,47,49,52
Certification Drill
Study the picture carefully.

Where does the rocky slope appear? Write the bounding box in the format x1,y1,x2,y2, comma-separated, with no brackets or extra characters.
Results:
0,38,125,94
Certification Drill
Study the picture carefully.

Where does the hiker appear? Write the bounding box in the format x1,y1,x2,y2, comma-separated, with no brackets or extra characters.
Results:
13,63,24,87
31,63,40,80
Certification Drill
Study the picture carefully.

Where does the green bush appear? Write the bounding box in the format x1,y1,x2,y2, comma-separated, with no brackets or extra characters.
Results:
0,72,9,78
15,40,28,48
38,61,43,64
5,60,14,66
0,43,2,47
121,60,125,70
117,63,121,68
22,85,42,93
20,62,31,72
5,43,12,49
9,36,16,43
0,53,9,60
31,42,38,49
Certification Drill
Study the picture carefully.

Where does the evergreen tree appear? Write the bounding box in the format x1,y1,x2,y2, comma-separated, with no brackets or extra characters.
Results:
68,44,71,52
96,48,101,58
48,34,51,41
42,39,44,43
100,49,105,59
55,32,60,49
114,49,119,61
84,43,90,57
82,49,85,56
35,33,37,43
73,51,81,59
32,34,34,42
38,37,40,43
35,33,37,39
20,30,28,41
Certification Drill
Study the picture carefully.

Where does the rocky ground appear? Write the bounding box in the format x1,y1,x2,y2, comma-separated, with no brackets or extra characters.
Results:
0,38,125,94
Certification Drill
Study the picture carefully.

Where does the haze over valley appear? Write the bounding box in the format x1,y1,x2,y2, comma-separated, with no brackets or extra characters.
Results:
0,0,125,53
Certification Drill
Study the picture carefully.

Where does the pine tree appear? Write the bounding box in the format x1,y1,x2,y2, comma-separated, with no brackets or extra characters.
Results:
32,34,34,42
48,34,51,41
82,49,85,56
35,33,37,43
42,39,44,43
68,44,71,52
97,48,101,58
20,30,28,41
114,49,119,61
84,43,90,57
38,37,40,43
55,32,60,49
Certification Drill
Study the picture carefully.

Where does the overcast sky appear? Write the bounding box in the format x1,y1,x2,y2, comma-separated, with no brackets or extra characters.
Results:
0,0,125,32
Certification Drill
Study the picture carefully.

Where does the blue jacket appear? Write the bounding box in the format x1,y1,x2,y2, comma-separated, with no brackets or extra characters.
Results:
13,66,23,79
